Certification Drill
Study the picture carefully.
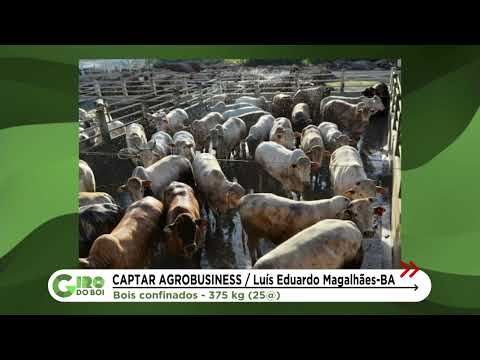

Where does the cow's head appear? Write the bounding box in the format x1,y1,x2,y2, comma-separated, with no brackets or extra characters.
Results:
306,146,330,168
134,141,167,167
334,133,351,148
366,95,385,113
338,198,385,238
163,213,208,259
343,179,386,200
146,111,171,133
126,124,147,147
95,99,106,111
226,182,246,210
361,86,375,97
174,140,195,162
280,129,297,150
245,134,260,158
118,177,152,201
190,120,199,132
373,82,389,99
210,124,227,157
288,153,312,192
168,108,189,127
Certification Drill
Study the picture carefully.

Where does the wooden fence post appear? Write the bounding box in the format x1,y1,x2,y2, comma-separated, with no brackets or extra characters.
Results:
141,101,149,118
254,81,261,97
94,80,102,97
219,79,223,94
151,78,157,96
199,85,204,106
174,89,181,108
340,69,345,93
95,99,111,144
295,68,300,91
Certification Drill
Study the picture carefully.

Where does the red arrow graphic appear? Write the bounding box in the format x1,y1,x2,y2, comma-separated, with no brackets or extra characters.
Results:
409,261,419,278
400,260,410,278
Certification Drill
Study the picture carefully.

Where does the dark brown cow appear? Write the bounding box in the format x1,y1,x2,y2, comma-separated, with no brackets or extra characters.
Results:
161,182,208,268
362,82,390,114
79,196,164,269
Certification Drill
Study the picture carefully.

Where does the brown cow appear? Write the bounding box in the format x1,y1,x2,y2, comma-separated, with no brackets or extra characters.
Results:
79,196,164,269
161,182,208,267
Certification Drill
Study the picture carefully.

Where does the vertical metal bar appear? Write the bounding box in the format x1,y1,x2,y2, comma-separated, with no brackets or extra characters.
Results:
151,78,157,96
96,99,111,144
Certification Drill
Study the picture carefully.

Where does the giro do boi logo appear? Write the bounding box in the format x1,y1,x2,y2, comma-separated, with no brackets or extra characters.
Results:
51,273,105,298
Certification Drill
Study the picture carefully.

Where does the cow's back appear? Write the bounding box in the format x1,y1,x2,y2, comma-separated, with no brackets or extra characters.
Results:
255,142,290,174
330,146,367,195
239,193,345,245
143,156,194,200
254,219,362,269
112,196,164,268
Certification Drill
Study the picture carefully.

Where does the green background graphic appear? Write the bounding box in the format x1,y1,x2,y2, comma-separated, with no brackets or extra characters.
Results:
1,45,479,314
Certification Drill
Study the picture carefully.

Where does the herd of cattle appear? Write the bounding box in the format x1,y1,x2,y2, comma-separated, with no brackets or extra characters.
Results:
79,81,390,269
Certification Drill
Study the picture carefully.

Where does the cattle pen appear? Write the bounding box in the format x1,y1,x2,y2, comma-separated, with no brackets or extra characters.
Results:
79,60,402,269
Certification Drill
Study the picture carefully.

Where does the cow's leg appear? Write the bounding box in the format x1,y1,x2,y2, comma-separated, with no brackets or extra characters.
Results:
240,141,246,160
241,228,247,255
192,250,202,269
247,234,260,266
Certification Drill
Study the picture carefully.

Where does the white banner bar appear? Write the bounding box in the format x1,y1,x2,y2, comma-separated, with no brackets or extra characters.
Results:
48,270,431,303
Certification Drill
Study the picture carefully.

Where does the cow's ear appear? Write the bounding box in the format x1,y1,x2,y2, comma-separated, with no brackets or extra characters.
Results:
376,186,385,195
340,209,353,220
142,180,152,188
163,224,175,234
117,185,127,192
195,219,209,231
343,189,356,198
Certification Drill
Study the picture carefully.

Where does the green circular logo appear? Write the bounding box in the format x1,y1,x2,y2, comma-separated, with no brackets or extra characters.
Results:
52,274,76,298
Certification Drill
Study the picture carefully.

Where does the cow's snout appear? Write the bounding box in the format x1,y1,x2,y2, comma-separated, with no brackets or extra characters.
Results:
363,230,375,238
183,243,197,258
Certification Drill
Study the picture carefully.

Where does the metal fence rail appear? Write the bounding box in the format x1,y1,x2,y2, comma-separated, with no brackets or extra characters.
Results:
79,67,393,151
